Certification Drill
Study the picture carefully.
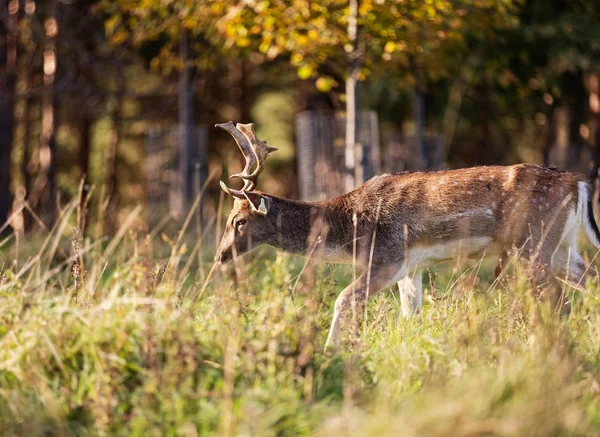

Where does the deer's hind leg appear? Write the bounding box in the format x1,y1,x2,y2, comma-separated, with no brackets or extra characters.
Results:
552,244,594,288
398,268,423,317
529,258,566,311
522,229,569,314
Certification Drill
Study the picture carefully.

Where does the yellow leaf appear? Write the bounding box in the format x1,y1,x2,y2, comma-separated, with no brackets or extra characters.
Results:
316,76,338,92
384,41,396,53
298,64,314,80
291,52,304,65
238,36,251,47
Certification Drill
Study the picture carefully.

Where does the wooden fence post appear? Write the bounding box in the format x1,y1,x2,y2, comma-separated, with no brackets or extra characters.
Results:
296,110,380,201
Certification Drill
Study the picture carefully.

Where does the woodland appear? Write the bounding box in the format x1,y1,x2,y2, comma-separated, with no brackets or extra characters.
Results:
2,1,600,436
1,0,600,230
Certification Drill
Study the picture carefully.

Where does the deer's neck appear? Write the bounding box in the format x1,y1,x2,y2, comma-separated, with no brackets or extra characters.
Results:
267,196,352,256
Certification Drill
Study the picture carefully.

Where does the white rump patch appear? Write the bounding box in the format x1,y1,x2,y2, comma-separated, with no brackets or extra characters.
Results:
578,181,600,249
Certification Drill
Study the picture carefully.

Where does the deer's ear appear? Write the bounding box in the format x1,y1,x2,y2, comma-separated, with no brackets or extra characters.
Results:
243,192,269,215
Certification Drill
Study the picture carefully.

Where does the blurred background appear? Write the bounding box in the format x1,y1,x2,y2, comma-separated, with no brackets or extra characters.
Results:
1,0,600,237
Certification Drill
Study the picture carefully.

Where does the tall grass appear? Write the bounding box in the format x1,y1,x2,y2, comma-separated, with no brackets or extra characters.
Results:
1,201,600,436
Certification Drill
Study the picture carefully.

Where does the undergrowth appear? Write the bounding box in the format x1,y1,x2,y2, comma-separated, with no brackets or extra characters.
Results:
1,201,600,436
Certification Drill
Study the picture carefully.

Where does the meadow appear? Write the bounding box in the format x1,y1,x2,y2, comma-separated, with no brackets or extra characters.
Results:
1,198,600,436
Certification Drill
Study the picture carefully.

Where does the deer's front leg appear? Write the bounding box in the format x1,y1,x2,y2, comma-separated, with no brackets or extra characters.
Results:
324,265,403,351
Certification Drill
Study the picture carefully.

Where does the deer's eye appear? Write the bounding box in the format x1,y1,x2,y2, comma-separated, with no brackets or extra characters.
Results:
235,219,247,230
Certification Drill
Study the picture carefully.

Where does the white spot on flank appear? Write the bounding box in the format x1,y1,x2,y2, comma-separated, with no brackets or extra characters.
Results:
506,168,518,186
442,209,482,221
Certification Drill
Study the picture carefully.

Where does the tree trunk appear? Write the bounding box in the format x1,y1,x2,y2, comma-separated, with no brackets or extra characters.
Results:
39,0,59,224
0,0,18,231
477,82,492,166
22,100,32,200
105,76,124,233
345,0,362,192
78,114,93,231
589,73,600,208
239,59,252,123
413,86,425,170
591,111,600,214
20,89,33,231
178,29,199,212
386,114,406,173
566,71,586,173
79,116,92,186
19,0,34,231
234,59,252,177
542,106,557,167
592,118,600,183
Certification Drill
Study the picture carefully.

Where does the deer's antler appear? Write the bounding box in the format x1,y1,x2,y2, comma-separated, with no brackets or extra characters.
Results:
217,121,277,198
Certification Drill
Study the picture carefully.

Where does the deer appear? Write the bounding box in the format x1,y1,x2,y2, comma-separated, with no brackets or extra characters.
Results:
214,121,600,350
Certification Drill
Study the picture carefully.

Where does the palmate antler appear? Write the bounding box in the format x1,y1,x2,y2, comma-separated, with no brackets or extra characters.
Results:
216,121,277,199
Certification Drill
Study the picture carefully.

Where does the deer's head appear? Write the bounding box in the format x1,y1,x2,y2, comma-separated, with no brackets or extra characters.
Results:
214,122,277,264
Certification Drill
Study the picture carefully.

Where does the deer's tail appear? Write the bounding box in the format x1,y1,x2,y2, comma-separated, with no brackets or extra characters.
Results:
578,181,600,249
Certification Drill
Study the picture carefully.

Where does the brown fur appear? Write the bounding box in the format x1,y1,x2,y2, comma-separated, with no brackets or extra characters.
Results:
216,164,592,350
218,165,579,266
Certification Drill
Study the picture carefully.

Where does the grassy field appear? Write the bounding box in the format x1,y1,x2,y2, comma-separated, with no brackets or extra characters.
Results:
1,201,600,436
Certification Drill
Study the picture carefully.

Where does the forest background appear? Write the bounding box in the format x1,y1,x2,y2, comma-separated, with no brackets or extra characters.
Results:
4,2,600,435
2,0,600,234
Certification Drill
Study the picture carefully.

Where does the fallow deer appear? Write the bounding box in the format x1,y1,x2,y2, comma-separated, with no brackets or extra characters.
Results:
214,121,600,350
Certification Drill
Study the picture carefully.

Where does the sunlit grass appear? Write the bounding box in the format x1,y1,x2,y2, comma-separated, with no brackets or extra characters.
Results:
1,203,600,436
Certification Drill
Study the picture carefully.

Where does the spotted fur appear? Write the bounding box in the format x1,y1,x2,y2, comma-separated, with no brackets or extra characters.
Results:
216,164,599,350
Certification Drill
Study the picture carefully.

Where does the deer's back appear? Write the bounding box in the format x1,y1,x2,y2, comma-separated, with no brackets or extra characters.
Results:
337,164,580,251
